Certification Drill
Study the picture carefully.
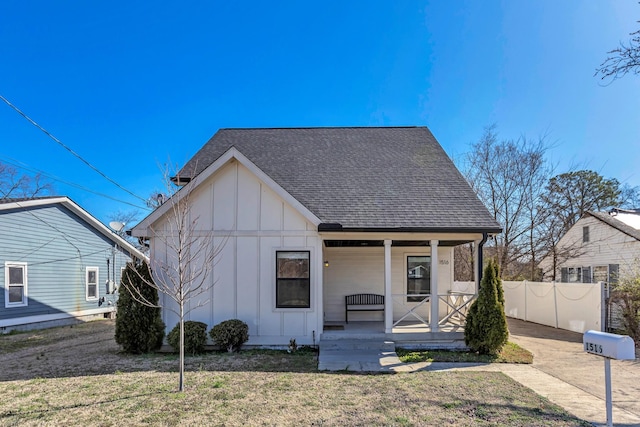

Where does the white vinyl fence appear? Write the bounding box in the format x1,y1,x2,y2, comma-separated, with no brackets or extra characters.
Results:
454,280,605,333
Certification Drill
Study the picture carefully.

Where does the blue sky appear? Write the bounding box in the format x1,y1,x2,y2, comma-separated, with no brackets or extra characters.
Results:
1,1,639,225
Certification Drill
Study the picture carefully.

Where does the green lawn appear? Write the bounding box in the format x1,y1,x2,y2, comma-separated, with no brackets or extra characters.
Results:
397,342,534,364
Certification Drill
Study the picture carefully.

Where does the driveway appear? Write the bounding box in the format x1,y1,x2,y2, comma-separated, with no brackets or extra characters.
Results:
506,318,640,421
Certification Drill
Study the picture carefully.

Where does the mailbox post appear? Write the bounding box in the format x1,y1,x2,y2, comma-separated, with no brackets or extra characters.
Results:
583,330,636,427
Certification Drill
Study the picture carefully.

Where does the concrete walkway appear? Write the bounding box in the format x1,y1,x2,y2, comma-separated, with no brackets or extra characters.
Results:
318,319,640,426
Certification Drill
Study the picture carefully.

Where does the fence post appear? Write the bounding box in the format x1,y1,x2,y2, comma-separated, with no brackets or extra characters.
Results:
600,281,608,332
524,280,528,321
553,281,559,328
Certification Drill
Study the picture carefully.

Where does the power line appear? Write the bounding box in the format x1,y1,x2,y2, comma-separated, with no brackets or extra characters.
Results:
0,94,148,203
0,155,150,211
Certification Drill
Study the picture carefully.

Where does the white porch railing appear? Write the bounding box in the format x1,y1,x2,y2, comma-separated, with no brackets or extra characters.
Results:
391,292,477,328
439,292,476,326
391,294,430,327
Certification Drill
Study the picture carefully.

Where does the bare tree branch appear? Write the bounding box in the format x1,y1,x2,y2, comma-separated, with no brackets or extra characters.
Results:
596,28,640,82
0,162,53,199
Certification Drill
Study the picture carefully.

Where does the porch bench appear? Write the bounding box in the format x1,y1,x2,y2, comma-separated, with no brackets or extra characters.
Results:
345,293,385,323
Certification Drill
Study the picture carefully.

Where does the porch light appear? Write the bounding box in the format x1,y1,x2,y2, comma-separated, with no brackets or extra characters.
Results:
324,260,329,267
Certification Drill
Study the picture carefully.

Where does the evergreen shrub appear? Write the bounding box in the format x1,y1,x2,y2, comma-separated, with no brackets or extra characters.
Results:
210,319,249,352
115,262,165,354
464,259,509,355
167,321,208,355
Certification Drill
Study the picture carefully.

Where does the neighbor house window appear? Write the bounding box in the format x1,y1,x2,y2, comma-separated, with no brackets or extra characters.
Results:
407,256,430,302
276,251,310,308
4,262,27,307
583,226,590,243
86,267,99,300
566,267,582,283
593,265,608,283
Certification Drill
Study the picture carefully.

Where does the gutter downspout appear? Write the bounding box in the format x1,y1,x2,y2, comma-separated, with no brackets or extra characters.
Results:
477,232,489,289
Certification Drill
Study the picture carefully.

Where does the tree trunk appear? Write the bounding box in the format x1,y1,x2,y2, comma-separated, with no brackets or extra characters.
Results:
179,303,184,392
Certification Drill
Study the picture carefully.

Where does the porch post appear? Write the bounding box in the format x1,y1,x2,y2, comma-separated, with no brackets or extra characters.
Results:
430,240,439,332
384,239,393,333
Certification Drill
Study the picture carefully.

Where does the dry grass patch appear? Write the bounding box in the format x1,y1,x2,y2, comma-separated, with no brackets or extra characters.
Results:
1,370,589,426
0,321,587,427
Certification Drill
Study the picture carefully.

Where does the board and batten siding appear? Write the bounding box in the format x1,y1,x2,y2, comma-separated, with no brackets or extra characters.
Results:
322,246,453,322
541,215,640,281
0,204,130,327
155,160,322,346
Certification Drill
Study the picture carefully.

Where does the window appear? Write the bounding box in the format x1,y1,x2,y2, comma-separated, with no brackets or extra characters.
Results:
276,251,310,308
593,265,608,283
86,267,99,300
4,262,27,307
561,266,587,283
407,256,430,302
583,226,590,243
567,267,581,283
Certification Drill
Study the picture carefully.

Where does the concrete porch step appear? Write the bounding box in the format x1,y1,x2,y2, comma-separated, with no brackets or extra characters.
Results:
318,338,405,372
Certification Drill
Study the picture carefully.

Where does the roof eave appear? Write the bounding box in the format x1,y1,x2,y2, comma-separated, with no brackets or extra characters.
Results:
318,223,502,234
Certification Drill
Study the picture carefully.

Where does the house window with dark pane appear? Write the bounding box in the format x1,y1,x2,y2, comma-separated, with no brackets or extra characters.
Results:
583,226,590,243
5,262,27,307
86,267,99,300
276,251,310,308
568,267,581,283
407,256,430,302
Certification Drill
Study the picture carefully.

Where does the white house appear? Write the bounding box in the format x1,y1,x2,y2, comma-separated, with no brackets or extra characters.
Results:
132,127,501,347
540,208,640,284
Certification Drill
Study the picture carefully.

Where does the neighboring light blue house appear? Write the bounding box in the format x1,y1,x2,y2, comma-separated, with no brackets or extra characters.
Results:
0,197,146,332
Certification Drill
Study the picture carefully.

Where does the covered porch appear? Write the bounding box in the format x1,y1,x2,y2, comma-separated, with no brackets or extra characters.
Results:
319,232,486,346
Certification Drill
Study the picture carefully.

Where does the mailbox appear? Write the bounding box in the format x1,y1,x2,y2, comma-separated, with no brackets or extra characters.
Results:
583,330,635,360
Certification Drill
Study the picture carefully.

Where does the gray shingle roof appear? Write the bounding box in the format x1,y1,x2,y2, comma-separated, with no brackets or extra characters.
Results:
587,211,640,241
178,127,501,232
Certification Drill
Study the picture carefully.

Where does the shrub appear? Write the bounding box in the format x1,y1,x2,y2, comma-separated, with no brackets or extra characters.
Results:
210,319,249,352
464,259,509,355
167,321,208,355
610,262,640,344
115,262,165,354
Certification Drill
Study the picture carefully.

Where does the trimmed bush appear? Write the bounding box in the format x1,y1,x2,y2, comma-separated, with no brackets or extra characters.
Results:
115,262,165,354
167,321,208,355
464,259,509,355
210,319,249,352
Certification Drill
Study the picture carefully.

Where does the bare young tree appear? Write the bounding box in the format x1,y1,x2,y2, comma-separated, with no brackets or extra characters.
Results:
0,162,53,199
454,243,475,282
463,125,552,280
126,164,224,392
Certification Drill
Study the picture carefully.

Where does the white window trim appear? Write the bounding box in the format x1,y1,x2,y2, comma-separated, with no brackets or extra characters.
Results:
4,262,28,308
273,247,314,312
86,266,99,301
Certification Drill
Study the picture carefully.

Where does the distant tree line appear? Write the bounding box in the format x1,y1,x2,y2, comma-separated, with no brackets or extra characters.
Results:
456,125,640,281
